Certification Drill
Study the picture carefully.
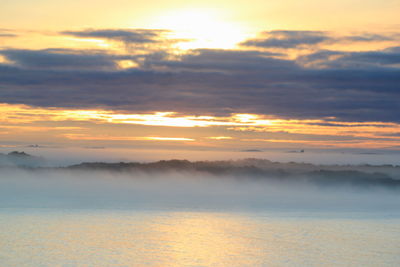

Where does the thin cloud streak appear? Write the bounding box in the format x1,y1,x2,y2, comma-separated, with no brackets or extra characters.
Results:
63,134,195,142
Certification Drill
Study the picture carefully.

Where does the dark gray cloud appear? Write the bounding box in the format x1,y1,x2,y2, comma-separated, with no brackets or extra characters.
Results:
0,29,17,38
242,31,398,49
0,49,131,70
242,30,330,48
381,132,400,137
299,47,400,68
0,33,17,38
144,49,289,73
340,33,394,42
0,41,399,123
62,29,166,44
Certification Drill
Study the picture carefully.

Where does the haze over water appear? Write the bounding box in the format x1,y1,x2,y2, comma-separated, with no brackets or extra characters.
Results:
1,158,400,267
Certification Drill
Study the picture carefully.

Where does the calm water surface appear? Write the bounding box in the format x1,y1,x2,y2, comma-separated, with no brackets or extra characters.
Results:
0,209,399,267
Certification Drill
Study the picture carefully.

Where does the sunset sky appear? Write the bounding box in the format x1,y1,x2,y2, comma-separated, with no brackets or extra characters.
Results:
1,0,400,153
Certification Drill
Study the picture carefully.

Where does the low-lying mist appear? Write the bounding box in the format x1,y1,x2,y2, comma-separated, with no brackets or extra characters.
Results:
1,167,399,212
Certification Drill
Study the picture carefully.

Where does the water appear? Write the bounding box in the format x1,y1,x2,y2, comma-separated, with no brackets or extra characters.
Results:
1,208,399,267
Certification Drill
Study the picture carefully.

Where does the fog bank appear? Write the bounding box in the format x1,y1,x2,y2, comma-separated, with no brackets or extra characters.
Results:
1,167,399,212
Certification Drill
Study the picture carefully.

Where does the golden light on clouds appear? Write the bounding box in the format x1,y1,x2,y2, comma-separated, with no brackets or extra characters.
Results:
207,136,233,140
144,137,194,141
0,55,8,63
230,119,400,139
1,103,400,149
0,104,271,128
104,112,224,127
116,60,139,69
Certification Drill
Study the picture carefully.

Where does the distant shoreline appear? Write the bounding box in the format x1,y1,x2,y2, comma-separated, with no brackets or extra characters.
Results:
1,152,400,189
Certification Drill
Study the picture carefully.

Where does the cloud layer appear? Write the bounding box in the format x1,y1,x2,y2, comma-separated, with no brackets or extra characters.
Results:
0,29,399,124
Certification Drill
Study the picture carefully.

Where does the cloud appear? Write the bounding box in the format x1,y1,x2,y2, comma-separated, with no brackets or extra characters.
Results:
340,33,395,42
300,47,400,68
144,49,288,72
0,49,122,70
241,30,330,48
62,28,167,44
241,31,399,49
0,33,17,38
0,29,17,38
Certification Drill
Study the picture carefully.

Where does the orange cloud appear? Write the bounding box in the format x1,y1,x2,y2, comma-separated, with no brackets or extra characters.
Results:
2,103,400,149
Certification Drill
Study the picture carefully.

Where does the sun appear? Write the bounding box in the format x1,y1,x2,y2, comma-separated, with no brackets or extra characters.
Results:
149,8,250,50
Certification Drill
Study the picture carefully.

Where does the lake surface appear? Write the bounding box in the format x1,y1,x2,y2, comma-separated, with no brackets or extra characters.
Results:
1,208,399,267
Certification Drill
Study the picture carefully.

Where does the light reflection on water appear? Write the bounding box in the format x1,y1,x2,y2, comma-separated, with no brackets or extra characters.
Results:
0,209,399,266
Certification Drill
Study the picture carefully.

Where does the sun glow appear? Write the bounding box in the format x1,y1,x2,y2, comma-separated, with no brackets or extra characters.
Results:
66,37,111,48
149,8,250,50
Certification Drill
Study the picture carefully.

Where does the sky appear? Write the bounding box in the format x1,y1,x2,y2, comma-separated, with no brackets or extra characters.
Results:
1,0,400,155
